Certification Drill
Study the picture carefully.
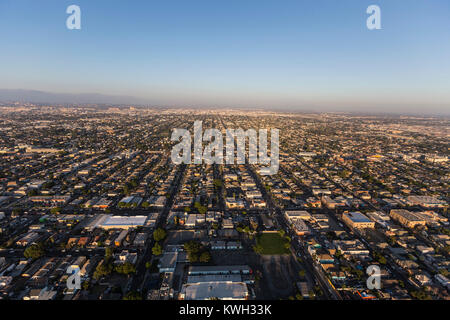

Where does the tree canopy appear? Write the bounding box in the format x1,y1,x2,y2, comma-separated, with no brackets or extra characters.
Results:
153,228,167,242
24,243,45,259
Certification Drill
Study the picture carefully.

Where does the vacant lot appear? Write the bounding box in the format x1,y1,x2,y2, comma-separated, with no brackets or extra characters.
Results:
255,254,301,299
256,232,289,255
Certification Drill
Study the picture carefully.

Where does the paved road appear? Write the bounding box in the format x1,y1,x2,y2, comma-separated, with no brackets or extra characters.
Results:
129,164,186,293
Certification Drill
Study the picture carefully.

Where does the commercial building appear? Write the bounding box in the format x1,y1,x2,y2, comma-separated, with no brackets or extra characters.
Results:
284,210,311,235
158,252,178,273
185,214,205,228
179,281,248,300
342,212,375,229
261,214,275,229
366,211,391,228
29,195,71,206
114,230,128,246
406,196,447,209
333,240,370,257
292,219,310,236
188,265,251,276
187,274,242,284
284,210,312,221
390,209,427,228
85,214,148,230
133,233,147,246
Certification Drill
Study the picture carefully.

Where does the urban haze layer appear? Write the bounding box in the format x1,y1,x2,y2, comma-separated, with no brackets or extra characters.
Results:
0,104,448,301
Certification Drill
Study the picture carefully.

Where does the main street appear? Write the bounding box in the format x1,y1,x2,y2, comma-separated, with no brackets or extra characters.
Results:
129,163,186,293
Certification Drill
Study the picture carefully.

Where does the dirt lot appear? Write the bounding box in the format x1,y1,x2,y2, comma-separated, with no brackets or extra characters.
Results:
254,254,301,299
211,249,301,299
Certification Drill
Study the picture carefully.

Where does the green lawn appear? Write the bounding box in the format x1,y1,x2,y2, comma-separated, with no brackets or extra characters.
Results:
256,232,290,255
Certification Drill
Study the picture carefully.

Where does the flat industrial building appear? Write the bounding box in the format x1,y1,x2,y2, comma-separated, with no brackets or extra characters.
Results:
187,274,242,284
180,281,248,300
84,214,148,230
342,212,375,229
187,265,251,275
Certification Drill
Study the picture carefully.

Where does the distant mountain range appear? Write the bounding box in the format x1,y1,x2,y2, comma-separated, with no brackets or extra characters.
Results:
0,89,149,105
1,89,449,117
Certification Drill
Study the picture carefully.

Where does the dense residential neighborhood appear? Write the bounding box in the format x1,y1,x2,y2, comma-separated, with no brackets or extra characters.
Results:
0,106,448,300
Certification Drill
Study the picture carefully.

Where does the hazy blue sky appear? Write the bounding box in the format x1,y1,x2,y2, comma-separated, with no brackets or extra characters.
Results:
0,0,449,113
